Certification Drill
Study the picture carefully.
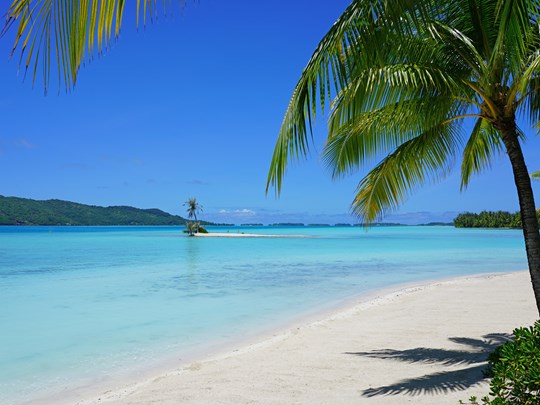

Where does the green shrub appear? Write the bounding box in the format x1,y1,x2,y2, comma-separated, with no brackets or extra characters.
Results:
473,320,540,404
197,226,208,234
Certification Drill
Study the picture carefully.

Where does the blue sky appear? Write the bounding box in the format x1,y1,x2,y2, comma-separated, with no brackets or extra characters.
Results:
1,0,540,225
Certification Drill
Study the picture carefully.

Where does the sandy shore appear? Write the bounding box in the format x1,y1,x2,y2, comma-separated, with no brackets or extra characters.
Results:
194,232,312,238
72,271,537,405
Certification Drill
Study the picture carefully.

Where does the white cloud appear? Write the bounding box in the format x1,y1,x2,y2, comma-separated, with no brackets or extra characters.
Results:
186,179,209,186
216,208,256,217
204,208,457,226
14,138,36,149
0,137,37,156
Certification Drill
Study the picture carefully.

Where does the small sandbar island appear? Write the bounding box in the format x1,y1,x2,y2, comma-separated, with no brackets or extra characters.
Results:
193,232,314,238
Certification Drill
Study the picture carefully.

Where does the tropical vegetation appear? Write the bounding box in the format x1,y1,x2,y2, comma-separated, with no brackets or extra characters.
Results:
267,0,540,313
2,1,185,92
468,321,540,404
453,211,538,228
183,197,203,236
0,195,201,226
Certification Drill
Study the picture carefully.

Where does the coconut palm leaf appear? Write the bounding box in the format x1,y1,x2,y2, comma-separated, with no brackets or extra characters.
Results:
2,0,185,92
323,96,460,178
352,122,462,222
268,0,540,218
266,0,442,194
268,0,540,311
460,117,503,189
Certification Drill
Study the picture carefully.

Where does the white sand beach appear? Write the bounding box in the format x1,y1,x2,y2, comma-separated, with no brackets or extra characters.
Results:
194,232,312,238
72,271,536,405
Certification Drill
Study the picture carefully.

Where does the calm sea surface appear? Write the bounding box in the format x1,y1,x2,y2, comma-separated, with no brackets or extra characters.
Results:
0,225,527,403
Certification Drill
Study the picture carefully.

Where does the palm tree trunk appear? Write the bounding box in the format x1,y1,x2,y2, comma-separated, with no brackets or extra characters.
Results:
501,125,540,315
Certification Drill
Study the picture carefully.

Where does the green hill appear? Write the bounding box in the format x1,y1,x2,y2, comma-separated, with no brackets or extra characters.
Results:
0,195,209,226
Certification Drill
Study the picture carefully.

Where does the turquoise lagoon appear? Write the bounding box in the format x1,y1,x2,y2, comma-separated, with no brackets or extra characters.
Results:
0,225,527,403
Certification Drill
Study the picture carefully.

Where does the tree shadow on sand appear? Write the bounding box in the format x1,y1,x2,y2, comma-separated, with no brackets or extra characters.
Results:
346,333,512,397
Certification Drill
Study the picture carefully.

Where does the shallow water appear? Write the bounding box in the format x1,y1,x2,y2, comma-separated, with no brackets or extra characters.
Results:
0,225,526,403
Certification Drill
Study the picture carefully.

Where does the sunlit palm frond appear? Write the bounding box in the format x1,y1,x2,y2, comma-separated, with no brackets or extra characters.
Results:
2,0,184,92
427,21,487,80
323,95,458,178
269,0,540,224
352,123,463,222
510,50,540,116
451,0,498,60
329,37,472,130
492,0,538,77
460,117,503,189
266,0,440,194
506,27,540,112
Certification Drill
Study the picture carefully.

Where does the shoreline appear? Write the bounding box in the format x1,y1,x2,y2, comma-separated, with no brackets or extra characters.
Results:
46,270,538,405
193,232,314,238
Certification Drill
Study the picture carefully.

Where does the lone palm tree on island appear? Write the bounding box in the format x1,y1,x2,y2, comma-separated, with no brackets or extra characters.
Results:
184,197,203,236
267,0,540,313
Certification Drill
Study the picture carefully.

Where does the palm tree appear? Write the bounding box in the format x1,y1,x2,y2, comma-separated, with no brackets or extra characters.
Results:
267,0,540,313
2,1,185,92
183,197,203,235
532,172,540,180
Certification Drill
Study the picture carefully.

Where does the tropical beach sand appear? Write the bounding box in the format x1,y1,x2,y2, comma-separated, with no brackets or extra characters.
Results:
194,232,312,238
74,271,537,405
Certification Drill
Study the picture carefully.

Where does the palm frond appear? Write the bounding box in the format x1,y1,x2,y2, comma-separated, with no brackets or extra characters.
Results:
328,36,472,130
269,0,540,226
523,76,540,129
323,95,458,177
352,122,463,222
504,5,540,110
427,20,487,80
2,0,184,92
266,0,443,194
491,0,539,85
460,117,503,189
461,0,498,60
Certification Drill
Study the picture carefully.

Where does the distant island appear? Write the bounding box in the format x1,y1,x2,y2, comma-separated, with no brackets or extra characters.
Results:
354,222,406,227
0,195,216,226
269,223,305,227
453,210,540,228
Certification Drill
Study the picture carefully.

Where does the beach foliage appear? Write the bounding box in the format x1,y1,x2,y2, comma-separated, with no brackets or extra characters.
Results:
470,320,540,404
267,0,540,312
197,225,208,234
2,1,186,92
453,210,540,228
184,222,208,236
183,197,203,235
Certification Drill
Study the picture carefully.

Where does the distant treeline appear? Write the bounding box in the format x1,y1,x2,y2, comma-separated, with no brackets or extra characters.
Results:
0,195,214,226
453,210,540,228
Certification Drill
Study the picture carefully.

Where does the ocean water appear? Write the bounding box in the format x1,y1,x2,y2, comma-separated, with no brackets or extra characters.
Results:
0,225,527,403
